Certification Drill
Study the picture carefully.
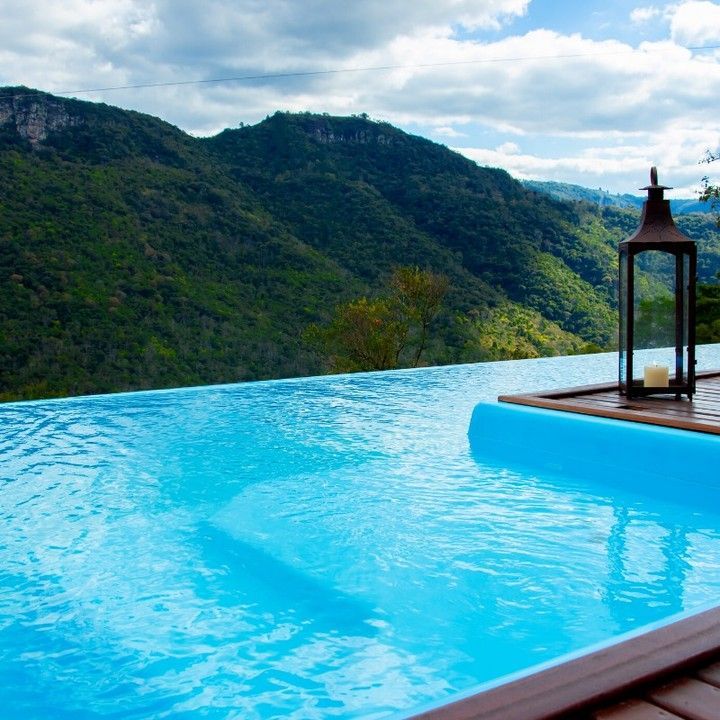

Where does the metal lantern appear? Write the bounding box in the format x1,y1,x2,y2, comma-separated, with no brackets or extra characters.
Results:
618,167,696,400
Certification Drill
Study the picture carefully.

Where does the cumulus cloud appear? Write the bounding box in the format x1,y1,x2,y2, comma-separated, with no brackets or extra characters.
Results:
433,126,466,137
0,0,531,130
497,141,521,153
670,0,720,44
0,0,157,90
0,0,717,193
457,122,718,195
0,2,716,137
346,30,720,140
0,1,530,85
630,5,663,24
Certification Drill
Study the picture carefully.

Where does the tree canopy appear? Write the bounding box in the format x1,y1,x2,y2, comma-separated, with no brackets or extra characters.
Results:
306,267,448,372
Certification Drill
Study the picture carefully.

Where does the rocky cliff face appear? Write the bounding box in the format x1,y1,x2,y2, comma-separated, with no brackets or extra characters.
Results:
0,91,83,146
309,126,394,145
300,116,395,146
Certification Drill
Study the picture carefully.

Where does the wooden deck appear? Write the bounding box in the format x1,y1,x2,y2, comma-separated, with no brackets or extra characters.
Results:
408,370,720,720
497,370,720,435
409,605,720,720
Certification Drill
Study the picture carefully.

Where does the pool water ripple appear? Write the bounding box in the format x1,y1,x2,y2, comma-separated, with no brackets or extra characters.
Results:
3,347,720,718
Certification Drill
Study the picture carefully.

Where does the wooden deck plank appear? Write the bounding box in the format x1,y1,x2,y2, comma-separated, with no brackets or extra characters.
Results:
648,678,720,720
498,371,720,436
523,401,720,426
498,397,720,435
557,396,720,420
594,699,685,720
521,372,720,399
496,401,720,417
696,662,720,688
506,386,720,409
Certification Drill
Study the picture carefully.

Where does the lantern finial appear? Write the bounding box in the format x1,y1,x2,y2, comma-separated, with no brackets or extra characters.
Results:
640,165,672,195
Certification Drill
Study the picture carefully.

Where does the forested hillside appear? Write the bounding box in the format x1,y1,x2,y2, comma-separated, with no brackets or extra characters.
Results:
1,88,718,401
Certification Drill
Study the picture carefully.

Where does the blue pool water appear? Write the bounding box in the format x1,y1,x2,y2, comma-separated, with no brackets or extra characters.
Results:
3,347,720,719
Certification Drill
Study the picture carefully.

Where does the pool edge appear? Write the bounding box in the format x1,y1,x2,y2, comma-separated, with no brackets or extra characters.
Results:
405,603,720,720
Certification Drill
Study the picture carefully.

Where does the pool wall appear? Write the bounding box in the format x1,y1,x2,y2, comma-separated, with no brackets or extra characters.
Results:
468,402,720,503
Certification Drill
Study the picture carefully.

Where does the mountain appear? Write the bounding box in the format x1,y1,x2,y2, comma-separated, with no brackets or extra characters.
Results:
523,179,712,215
1,87,719,401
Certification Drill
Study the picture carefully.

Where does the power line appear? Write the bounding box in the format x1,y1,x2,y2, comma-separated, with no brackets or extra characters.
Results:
2,43,719,99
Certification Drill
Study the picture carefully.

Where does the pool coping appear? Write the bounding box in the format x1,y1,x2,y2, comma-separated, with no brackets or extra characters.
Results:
407,604,720,719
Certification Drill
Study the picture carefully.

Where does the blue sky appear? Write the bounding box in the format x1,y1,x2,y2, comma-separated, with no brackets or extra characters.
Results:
484,0,667,42
0,0,718,196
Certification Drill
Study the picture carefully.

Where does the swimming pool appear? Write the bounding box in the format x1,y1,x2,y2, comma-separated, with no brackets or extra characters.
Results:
3,347,720,719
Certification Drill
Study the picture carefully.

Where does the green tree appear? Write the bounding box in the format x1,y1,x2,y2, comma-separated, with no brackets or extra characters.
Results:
693,153,720,343
633,295,676,349
697,273,720,343
390,266,449,367
457,301,590,361
307,296,409,372
700,150,719,223
307,267,448,373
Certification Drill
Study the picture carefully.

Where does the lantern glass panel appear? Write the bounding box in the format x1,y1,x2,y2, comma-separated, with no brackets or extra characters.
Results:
679,252,691,383
633,249,676,385
633,250,675,349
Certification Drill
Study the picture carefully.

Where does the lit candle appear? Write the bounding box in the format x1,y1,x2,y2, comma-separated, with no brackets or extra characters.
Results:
644,362,669,387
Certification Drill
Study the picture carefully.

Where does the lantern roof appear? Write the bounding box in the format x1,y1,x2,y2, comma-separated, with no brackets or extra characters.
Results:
620,167,695,248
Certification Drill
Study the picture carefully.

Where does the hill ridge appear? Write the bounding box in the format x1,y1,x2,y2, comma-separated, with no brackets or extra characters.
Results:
523,178,711,215
1,87,719,400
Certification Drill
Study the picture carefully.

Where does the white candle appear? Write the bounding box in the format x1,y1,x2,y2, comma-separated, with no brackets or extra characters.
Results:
644,363,669,387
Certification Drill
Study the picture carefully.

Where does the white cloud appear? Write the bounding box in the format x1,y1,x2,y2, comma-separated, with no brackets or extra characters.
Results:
0,0,718,193
456,122,719,196
338,29,720,144
0,1,531,130
497,141,520,154
1,3,717,139
433,126,466,137
670,0,720,44
630,5,662,24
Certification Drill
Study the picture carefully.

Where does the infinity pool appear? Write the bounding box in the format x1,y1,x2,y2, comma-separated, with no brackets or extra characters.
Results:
3,347,720,719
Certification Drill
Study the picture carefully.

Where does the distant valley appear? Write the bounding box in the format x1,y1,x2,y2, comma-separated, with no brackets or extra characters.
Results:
522,179,711,215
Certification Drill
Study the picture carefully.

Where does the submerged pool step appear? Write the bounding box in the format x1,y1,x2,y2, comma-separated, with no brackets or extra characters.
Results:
201,521,377,633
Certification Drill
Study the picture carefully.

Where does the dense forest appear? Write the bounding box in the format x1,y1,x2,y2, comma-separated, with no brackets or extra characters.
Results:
1,87,719,401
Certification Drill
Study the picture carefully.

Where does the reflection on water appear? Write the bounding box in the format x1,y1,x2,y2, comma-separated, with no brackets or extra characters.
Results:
604,507,693,627
2,346,720,719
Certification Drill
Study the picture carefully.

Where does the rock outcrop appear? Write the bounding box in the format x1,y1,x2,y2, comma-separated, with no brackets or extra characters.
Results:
0,90,83,147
